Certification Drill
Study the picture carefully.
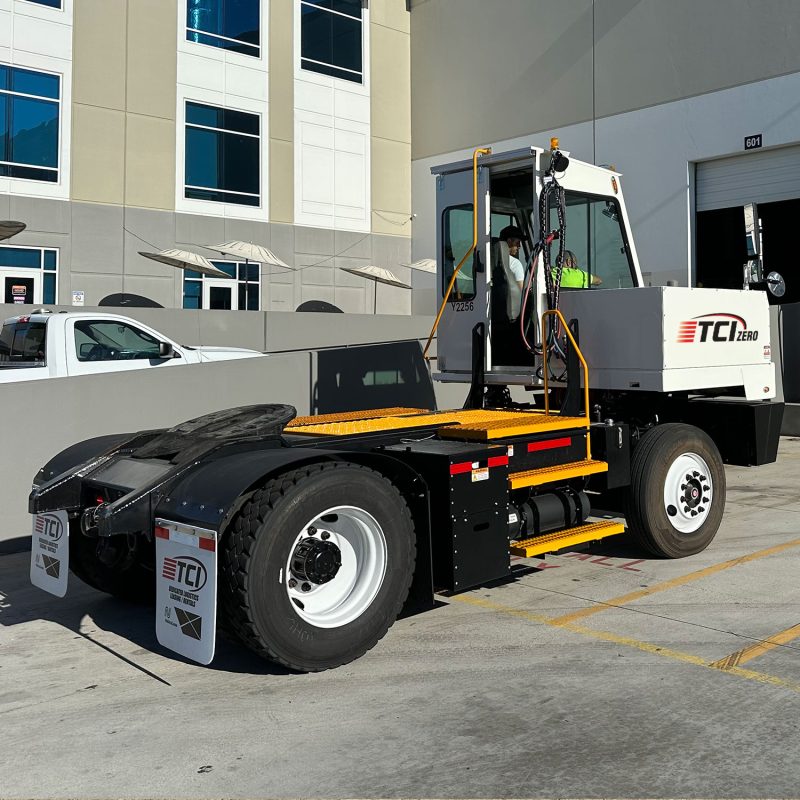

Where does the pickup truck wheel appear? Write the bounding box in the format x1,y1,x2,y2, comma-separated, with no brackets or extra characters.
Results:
220,462,416,672
625,423,725,558
69,526,155,604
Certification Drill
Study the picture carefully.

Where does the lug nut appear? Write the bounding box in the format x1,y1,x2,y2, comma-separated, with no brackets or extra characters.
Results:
288,578,297,588
307,526,317,536
301,582,312,592
698,506,705,513
321,531,330,540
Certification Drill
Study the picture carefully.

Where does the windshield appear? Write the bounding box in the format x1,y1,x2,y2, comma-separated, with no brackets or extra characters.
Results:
0,320,47,366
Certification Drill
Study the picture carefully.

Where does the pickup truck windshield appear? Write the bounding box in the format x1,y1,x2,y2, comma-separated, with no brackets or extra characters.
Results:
0,321,47,366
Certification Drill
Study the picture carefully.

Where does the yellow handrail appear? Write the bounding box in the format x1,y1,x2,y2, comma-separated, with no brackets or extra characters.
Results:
423,146,492,360
542,309,591,459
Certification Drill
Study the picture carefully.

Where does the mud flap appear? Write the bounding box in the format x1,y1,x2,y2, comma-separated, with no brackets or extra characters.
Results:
154,519,218,665
30,510,69,597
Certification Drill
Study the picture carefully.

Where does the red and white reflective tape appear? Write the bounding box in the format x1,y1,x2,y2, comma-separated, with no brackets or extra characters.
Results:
154,519,216,552
528,437,572,453
449,454,509,476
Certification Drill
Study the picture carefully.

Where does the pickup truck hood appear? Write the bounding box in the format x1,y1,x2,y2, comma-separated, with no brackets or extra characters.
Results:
192,346,265,362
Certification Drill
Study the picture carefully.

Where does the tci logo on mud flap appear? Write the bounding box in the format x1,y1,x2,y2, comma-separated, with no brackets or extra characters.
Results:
162,555,207,591
34,514,63,542
677,313,758,344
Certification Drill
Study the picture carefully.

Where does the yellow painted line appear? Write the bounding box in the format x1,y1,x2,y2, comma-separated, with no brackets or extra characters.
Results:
552,537,800,625
448,593,800,695
711,622,800,670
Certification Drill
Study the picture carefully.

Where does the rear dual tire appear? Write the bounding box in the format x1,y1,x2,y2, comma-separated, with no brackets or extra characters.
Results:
220,462,416,672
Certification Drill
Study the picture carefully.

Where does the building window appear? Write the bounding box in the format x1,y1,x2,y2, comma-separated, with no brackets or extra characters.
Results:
186,0,260,58
0,245,58,305
23,0,62,7
184,102,261,207
301,0,363,84
0,65,60,183
183,261,260,310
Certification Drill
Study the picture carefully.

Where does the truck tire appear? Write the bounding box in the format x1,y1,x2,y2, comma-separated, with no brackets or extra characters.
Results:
625,423,725,558
69,525,155,604
220,462,416,672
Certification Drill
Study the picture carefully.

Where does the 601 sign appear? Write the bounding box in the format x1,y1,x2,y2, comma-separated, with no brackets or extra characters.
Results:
744,134,762,150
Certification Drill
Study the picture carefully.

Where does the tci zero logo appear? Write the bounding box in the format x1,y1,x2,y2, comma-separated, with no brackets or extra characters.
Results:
677,313,758,344
34,514,63,542
162,555,207,591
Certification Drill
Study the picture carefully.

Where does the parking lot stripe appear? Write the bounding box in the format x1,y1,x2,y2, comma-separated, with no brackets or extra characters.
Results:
710,623,800,671
551,537,800,624
448,593,800,695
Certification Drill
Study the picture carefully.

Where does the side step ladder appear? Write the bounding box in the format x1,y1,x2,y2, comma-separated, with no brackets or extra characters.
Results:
508,457,625,557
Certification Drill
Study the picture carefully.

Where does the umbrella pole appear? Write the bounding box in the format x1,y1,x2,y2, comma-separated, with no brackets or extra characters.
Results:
244,257,249,311
374,279,377,315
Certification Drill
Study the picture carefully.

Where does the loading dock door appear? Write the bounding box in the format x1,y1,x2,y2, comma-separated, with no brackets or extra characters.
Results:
696,144,800,212
696,145,800,303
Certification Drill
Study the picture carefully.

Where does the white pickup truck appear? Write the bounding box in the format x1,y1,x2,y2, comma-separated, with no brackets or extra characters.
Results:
0,310,263,382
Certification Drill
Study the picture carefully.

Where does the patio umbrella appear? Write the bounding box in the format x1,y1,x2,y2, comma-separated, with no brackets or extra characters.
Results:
205,240,294,270
0,221,26,242
400,258,437,274
206,240,295,311
339,265,411,314
138,248,231,279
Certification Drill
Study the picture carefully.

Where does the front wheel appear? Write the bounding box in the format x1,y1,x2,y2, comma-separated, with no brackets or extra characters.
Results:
220,462,416,672
625,423,726,558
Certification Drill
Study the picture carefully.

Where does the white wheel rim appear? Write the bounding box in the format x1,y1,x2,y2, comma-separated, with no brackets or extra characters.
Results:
663,452,714,534
284,505,387,629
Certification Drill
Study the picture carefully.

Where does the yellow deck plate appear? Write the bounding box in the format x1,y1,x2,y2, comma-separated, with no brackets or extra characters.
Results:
509,459,608,490
286,408,555,438
437,412,588,441
287,407,426,428
510,520,625,557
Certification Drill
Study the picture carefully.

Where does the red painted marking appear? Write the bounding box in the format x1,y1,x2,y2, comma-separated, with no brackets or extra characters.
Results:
528,437,572,453
199,537,216,552
449,461,473,475
488,455,508,468
620,559,645,572
534,562,562,570
154,526,169,539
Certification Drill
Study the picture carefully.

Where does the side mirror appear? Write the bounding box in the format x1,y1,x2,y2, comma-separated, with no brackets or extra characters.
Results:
158,341,174,358
767,271,786,299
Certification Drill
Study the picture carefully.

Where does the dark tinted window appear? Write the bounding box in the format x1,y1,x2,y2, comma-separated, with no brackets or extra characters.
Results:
442,205,475,300
23,0,62,8
185,102,260,206
0,320,47,365
0,66,59,183
301,0,363,83
186,0,260,57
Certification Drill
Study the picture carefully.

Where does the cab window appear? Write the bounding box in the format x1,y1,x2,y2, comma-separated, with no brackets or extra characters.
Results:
442,204,475,300
548,192,634,289
75,320,162,362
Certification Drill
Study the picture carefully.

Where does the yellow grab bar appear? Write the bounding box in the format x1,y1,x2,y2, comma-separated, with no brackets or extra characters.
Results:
542,309,591,459
423,146,492,360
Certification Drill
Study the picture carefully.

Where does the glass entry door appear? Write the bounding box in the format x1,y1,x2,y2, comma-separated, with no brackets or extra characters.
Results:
202,278,237,310
2,272,40,305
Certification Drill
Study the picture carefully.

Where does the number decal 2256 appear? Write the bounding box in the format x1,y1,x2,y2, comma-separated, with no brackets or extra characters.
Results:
451,301,474,312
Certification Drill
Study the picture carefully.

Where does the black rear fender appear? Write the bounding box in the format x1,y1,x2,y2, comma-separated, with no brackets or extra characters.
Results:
152,448,342,535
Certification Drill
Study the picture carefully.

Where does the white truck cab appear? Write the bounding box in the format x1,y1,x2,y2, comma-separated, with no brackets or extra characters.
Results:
0,310,262,382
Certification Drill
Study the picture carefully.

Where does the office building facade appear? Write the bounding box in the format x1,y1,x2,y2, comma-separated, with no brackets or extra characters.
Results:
0,0,413,313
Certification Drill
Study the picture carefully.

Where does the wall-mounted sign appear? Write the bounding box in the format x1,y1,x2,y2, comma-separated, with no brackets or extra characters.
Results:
12,285,26,304
744,134,763,150
71,290,85,306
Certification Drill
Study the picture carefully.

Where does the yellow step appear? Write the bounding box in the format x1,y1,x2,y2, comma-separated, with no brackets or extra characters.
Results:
509,459,608,490
510,520,625,557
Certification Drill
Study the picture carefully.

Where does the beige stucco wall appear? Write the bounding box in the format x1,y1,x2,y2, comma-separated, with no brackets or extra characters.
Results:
410,0,800,160
269,0,294,224
370,1,412,236
71,0,177,210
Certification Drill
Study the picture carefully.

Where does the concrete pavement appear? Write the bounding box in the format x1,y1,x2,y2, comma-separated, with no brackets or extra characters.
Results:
2,440,800,798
